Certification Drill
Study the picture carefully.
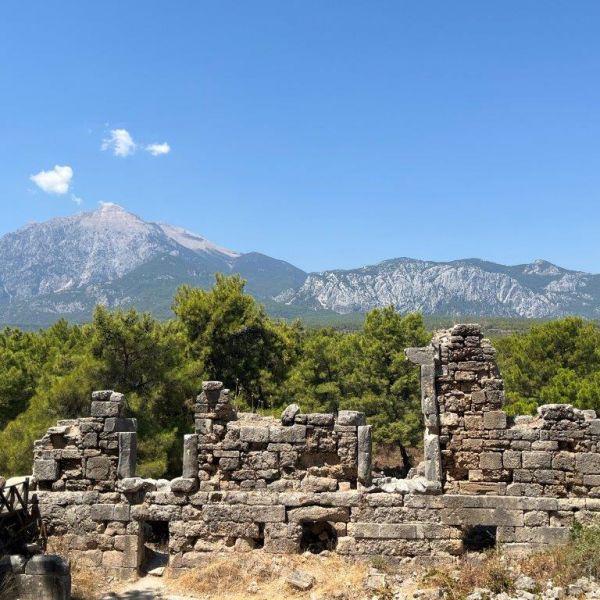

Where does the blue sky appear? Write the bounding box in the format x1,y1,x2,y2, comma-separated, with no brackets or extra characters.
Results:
1,2,599,273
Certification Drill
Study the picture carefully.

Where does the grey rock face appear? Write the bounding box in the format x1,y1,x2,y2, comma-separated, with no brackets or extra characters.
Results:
277,257,600,318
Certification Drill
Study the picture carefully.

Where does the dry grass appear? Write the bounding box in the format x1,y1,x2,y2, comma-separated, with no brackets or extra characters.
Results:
519,521,600,587
166,552,369,600
422,551,514,600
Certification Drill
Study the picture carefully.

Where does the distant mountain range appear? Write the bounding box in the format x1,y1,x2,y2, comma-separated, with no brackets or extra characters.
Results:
0,204,598,328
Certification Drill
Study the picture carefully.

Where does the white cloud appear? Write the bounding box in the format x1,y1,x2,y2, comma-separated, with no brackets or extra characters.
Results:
146,142,171,156
102,128,136,157
71,194,83,205
30,165,73,194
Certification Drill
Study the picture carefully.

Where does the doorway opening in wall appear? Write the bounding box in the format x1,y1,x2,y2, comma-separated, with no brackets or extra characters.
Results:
142,520,170,575
372,444,423,479
463,525,497,551
300,521,338,554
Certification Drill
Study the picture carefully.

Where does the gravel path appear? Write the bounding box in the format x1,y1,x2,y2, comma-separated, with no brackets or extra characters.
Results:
99,577,192,600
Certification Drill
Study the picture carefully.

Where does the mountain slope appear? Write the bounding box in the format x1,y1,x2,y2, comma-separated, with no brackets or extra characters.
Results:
0,204,306,327
1,205,600,328
276,257,600,318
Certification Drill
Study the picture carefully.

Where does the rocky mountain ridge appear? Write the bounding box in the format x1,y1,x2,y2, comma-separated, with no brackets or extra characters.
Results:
1,204,599,327
277,257,600,318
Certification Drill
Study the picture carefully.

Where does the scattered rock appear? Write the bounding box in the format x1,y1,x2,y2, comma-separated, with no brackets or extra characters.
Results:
515,575,537,592
287,569,316,591
365,568,387,591
281,403,300,425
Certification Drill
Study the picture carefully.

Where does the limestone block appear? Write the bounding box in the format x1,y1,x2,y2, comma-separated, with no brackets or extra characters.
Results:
287,570,315,591
131,504,181,521
538,404,576,421
480,452,503,470
81,432,98,448
91,401,121,418
357,425,372,486
219,458,240,470
589,419,600,435
287,505,349,523
239,426,270,443
194,418,212,434
464,415,483,430
440,412,459,427
337,410,365,426
441,507,524,526
202,381,223,392
264,538,301,553
503,450,522,469
522,451,553,469
405,346,434,365
114,535,142,568
182,434,198,479
33,459,59,481
515,526,570,544
85,456,111,480
118,432,137,478
280,403,300,425
269,424,306,443
91,390,113,401
104,417,137,433
299,476,338,492
576,453,600,474
348,523,420,539
171,478,197,493
304,413,334,427
552,452,575,471
423,432,442,482
483,411,507,430
102,551,123,567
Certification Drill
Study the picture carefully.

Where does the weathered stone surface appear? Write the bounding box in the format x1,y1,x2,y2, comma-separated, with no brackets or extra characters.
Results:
171,477,197,493
86,456,111,480
286,570,315,591
182,434,198,479
357,425,372,486
118,432,137,478
337,410,366,426
287,505,349,522
91,401,121,418
239,426,270,443
281,403,300,425
33,459,59,481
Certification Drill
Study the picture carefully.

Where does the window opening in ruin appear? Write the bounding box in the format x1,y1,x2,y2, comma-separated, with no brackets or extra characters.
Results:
300,521,338,554
253,523,265,549
463,525,497,552
142,520,170,573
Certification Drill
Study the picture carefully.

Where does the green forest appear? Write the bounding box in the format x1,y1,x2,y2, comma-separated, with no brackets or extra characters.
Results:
2,274,600,480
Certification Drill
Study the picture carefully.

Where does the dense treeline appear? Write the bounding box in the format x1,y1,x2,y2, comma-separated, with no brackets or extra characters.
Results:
1,275,599,480
0,275,428,478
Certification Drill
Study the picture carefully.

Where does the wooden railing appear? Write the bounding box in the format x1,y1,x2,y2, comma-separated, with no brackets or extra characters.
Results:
0,479,42,555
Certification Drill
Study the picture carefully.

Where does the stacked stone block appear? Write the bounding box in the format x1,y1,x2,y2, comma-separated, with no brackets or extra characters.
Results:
191,381,366,492
413,325,600,497
32,391,136,493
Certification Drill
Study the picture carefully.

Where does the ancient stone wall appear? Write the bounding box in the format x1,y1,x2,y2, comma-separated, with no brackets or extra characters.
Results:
19,325,600,581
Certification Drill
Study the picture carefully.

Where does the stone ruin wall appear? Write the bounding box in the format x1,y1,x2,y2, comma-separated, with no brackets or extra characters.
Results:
21,324,600,581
